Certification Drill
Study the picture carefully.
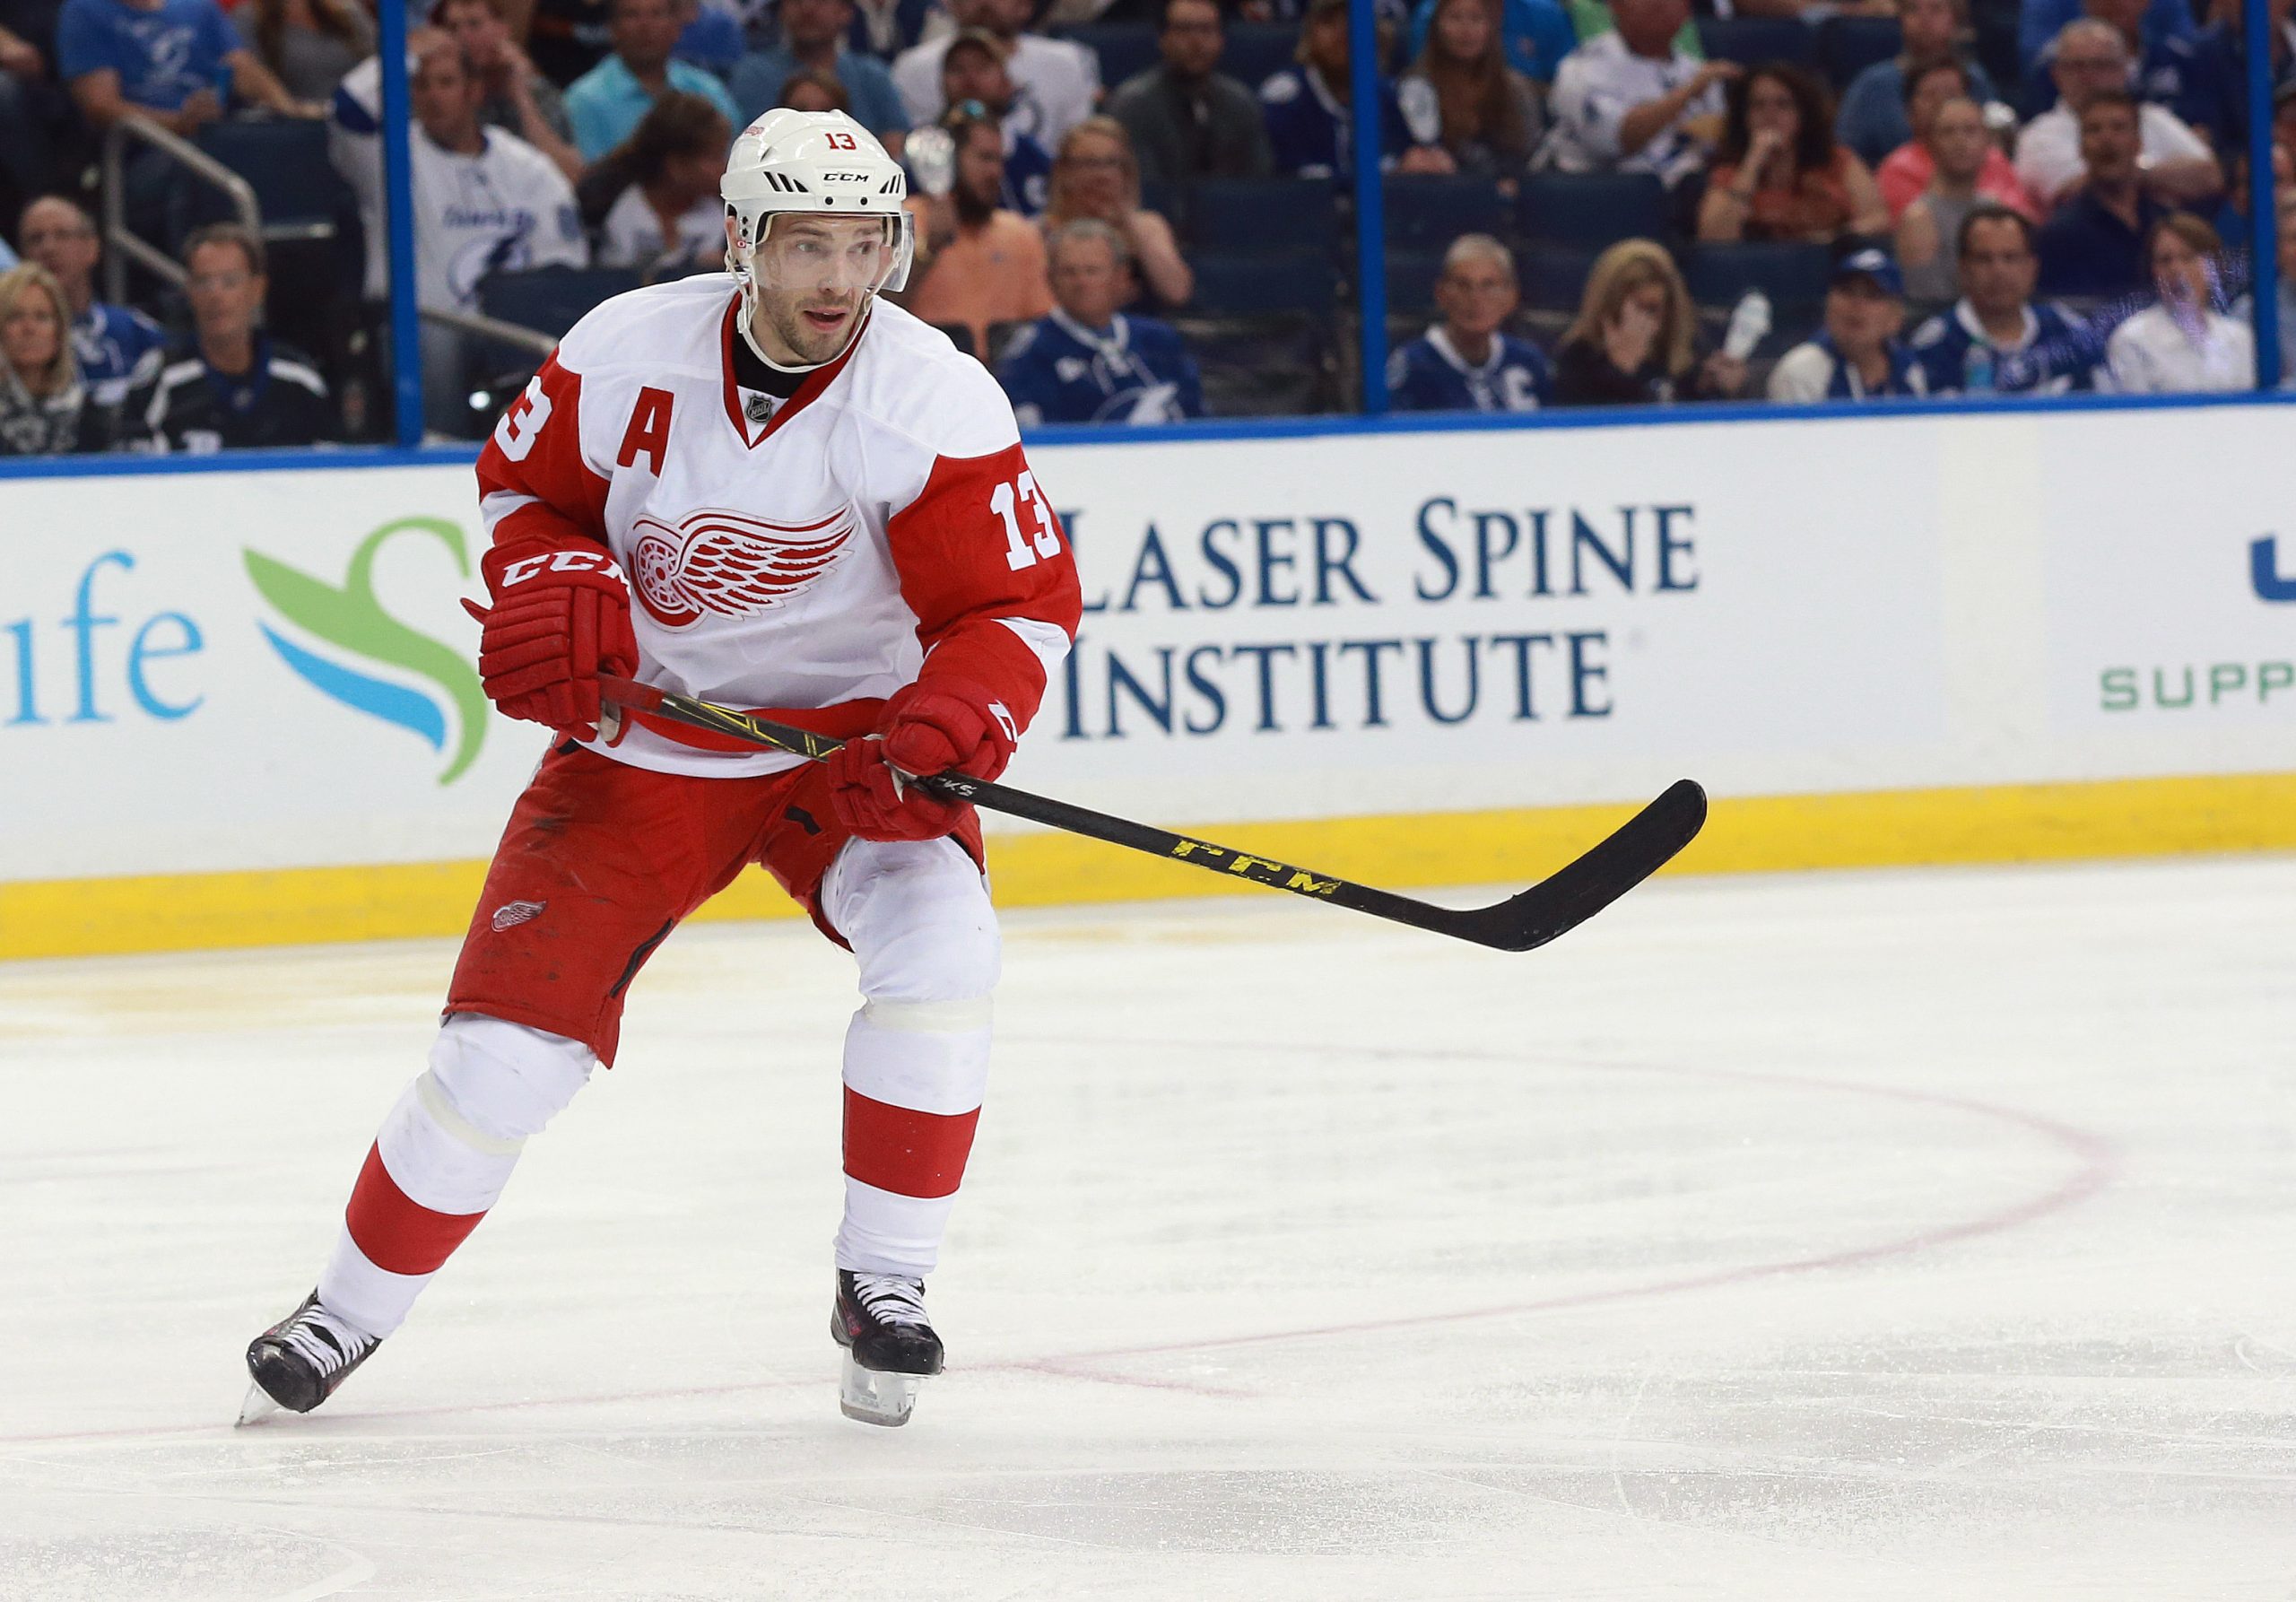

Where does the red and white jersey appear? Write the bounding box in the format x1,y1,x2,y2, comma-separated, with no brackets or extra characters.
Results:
474,274,1083,777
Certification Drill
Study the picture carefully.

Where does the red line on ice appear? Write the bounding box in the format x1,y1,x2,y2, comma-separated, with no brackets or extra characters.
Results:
0,1045,2117,1442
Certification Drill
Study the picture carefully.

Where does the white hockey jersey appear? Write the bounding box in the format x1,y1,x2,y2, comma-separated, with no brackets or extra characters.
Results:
474,274,1083,778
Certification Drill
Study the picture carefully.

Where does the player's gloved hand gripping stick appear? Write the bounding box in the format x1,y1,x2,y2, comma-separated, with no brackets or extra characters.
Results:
598,675,1708,953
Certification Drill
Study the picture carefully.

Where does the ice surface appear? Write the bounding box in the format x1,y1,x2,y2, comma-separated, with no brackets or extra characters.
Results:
1,858,2292,1600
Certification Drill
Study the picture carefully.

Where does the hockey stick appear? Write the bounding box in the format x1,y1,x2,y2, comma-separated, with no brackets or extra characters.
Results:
596,675,1707,953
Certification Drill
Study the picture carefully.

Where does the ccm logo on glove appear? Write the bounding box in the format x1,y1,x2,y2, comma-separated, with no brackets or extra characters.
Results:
462,545,638,740
498,550,627,588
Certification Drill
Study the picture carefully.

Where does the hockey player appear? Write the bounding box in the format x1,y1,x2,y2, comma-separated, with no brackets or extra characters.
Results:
242,107,1083,1428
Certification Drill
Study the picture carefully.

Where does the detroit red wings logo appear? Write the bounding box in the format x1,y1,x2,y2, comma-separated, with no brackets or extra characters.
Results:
628,506,855,628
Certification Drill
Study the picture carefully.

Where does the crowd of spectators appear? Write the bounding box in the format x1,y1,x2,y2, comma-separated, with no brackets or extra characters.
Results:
1,0,2293,456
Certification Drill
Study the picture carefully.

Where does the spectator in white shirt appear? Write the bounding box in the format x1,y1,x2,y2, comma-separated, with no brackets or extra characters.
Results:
892,0,1098,147
2013,18,2219,206
2105,212,2254,390
1538,0,1737,188
585,90,732,274
1768,247,1929,399
333,34,587,433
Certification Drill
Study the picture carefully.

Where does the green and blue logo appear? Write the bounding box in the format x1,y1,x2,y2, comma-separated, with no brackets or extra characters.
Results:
244,518,489,784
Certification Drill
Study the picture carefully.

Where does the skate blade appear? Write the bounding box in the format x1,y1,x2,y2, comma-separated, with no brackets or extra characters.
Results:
839,1350,922,1427
235,1380,282,1428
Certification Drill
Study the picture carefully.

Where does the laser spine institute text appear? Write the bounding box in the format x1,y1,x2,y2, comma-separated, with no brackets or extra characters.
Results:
1057,496,1700,741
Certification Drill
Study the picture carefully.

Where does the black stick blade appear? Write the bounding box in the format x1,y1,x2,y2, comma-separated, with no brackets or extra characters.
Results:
1448,780,1709,952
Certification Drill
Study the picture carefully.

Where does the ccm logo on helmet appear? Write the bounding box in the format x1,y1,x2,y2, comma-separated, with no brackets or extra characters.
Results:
500,550,628,587
821,170,869,180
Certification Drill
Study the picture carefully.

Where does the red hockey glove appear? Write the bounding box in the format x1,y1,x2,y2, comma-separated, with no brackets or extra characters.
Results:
824,736,970,841
460,547,638,740
878,679,1019,784
824,680,1014,842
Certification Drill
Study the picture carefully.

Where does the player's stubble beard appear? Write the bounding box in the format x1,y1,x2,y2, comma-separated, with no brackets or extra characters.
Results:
753,285,866,369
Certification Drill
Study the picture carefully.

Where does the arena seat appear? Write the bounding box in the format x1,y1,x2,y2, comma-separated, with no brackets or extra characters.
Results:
982,319,1032,367
1684,241,1832,309
1188,247,1335,315
1817,14,1901,89
1139,177,1181,231
1381,174,1505,248
194,119,356,244
1695,14,1816,65
1058,22,1159,90
1222,22,1300,91
1515,244,1599,310
479,266,645,336
1176,310,1335,415
929,323,979,360
1383,248,1445,313
1185,177,1337,254
1515,170,1670,251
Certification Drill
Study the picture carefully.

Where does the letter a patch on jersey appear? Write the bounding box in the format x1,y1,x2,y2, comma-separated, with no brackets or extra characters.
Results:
617,387,674,476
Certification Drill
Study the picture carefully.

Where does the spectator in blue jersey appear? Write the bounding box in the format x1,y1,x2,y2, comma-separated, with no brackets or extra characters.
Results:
1766,247,1929,400
1388,233,1552,411
2036,88,2170,295
1406,0,1578,85
1261,0,1455,178
730,0,905,142
2019,0,2191,80
1910,204,2104,390
672,0,744,78
1835,0,2002,167
57,0,315,132
58,0,317,250
2187,0,2296,152
17,196,169,411
997,218,1205,424
933,31,1054,213
132,223,332,451
564,0,741,160
2018,0,2221,135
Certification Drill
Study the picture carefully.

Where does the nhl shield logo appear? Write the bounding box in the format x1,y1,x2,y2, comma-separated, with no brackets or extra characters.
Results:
630,505,855,629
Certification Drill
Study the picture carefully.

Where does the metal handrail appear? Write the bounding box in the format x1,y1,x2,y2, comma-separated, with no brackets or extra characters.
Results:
101,118,261,304
419,306,557,360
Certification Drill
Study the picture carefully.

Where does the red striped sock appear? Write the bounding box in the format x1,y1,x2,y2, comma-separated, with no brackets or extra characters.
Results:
342,1143,490,1276
842,1087,980,1199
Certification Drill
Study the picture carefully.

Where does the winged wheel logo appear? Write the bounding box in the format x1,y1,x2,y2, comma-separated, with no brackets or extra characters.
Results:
631,506,854,628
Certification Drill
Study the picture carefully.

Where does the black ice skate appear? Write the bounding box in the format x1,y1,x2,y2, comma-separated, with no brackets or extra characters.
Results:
831,1270,944,1426
238,1291,381,1424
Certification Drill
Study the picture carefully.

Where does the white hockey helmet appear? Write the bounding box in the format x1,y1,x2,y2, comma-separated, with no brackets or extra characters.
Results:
722,108,915,299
